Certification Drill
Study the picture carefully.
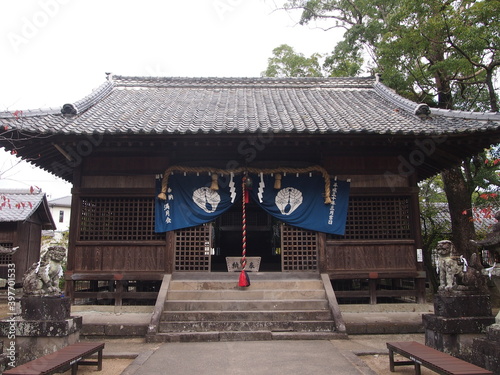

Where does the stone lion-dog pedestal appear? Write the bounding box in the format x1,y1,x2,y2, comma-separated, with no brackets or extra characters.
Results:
0,246,82,367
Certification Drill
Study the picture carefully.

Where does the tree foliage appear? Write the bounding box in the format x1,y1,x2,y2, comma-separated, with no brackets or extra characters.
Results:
284,0,500,110
419,175,450,291
262,43,363,78
263,44,324,77
277,0,500,263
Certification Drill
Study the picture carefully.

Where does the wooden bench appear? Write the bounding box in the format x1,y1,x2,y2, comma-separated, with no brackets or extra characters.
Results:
387,341,492,375
3,342,105,375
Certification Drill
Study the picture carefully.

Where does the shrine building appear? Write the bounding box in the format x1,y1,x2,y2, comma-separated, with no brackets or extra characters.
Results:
1,74,500,307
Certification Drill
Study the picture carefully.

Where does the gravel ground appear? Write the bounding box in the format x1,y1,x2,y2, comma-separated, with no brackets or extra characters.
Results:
360,354,435,374
61,358,133,375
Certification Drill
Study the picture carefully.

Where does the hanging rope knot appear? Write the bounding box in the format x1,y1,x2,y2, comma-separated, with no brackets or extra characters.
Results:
210,173,219,191
274,173,282,189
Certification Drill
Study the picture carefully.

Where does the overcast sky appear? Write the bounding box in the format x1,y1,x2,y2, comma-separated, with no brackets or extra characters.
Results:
0,0,343,199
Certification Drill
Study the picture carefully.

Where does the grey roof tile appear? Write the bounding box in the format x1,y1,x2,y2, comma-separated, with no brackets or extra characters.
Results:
0,190,45,222
0,75,499,136
48,196,71,207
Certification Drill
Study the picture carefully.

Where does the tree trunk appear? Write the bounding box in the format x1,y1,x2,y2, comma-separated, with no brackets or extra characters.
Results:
486,69,499,112
441,165,476,258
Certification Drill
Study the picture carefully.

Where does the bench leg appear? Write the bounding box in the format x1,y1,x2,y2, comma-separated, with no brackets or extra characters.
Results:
71,363,78,375
98,349,103,371
389,348,395,372
414,362,421,375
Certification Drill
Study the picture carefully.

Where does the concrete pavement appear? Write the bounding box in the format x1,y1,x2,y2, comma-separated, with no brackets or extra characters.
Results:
120,340,377,375
80,333,427,375
74,304,434,374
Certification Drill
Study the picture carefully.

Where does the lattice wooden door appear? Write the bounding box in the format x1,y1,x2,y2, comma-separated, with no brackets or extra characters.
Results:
174,224,212,271
281,224,318,271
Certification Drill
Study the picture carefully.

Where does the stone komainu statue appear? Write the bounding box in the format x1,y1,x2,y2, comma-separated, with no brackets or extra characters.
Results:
436,240,463,291
436,240,487,292
22,246,66,296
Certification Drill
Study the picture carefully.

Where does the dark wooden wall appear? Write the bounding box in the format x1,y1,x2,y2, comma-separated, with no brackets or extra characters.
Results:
0,219,42,285
65,140,426,303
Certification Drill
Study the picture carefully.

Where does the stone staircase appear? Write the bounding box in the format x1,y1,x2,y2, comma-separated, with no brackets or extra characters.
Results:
146,272,346,342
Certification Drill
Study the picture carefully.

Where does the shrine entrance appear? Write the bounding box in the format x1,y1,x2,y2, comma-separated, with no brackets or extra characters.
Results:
173,204,320,273
211,201,282,272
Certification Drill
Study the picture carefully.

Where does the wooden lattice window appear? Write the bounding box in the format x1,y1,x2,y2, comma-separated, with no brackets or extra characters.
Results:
79,197,164,241
329,196,412,240
0,243,14,265
281,225,318,271
175,225,211,271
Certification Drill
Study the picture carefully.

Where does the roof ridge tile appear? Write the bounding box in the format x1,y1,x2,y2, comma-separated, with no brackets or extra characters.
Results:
374,81,500,121
111,75,376,89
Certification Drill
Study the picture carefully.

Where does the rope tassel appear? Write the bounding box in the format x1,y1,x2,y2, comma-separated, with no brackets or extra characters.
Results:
274,173,282,189
210,173,219,191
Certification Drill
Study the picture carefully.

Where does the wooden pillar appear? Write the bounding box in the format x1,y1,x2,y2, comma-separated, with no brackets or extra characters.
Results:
65,165,82,300
409,176,427,304
317,232,327,273
166,231,175,273
369,279,377,305
115,280,123,307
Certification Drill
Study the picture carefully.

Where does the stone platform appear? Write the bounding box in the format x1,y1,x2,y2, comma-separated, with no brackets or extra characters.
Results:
423,292,495,365
0,296,82,366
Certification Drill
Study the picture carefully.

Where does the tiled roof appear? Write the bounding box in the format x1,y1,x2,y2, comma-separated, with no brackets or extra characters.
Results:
48,196,72,207
0,190,47,223
1,75,499,136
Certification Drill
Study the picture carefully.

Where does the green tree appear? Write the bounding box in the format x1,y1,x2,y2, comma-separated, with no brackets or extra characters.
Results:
282,0,500,259
263,44,323,77
323,40,364,77
262,43,363,78
419,150,500,292
284,0,500,110
419,175,451,292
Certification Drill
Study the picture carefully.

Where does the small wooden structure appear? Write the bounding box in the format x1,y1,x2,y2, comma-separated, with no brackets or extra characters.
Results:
0,190,56,285
1,75,500,304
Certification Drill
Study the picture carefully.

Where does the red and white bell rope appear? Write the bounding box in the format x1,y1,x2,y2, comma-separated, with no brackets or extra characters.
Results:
238,174,250,287
241,175,247,271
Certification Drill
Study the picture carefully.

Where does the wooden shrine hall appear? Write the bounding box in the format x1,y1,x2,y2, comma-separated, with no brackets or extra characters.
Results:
1,74,500,308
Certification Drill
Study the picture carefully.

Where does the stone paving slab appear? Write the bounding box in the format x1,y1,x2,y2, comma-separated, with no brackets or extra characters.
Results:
120,340,376,375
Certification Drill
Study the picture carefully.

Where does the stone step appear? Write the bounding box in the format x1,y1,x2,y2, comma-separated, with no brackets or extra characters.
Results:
271,331,348,340
147,272,342,343
171,272,321,281
146,331,221,343
161,310,333,322
164,299,330,311
146,330,346,343
158,320,335,333
166,289,326,300
168,280,325,291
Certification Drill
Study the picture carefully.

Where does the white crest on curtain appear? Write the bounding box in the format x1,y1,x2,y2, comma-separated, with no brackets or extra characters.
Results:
275,187,303,215
193,187,221,213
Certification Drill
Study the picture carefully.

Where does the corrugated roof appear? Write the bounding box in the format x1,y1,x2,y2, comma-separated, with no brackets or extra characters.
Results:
1,75,498,136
